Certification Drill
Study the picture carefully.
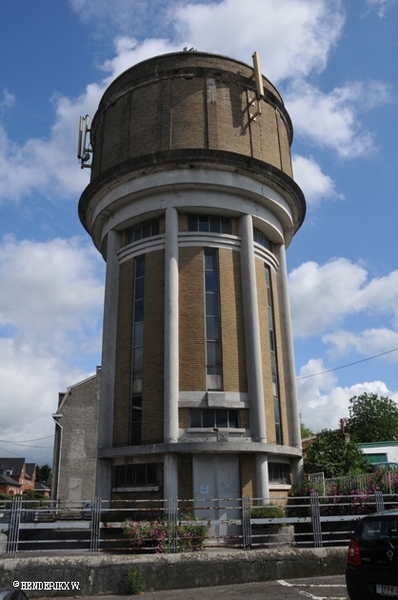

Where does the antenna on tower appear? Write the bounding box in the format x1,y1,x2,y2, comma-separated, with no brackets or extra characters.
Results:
77,115,92,169
248,51,264,121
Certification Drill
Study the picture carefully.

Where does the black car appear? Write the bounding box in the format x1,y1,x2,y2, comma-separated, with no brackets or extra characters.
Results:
346,509,398,599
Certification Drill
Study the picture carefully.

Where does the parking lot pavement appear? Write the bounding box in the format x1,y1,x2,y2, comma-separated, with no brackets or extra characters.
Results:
36,575,348,600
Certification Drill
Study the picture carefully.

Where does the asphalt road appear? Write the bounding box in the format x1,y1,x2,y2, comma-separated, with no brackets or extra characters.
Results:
35,575,349,599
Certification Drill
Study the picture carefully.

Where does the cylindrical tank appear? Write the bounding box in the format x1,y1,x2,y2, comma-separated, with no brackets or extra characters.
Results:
79,51,306,505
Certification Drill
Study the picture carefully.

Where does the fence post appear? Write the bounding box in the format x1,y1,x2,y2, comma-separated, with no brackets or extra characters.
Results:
241,496,251,550
7,495,22,556
89,497,101,552
167,497,178,553
310,491,323,548
374,490,384,513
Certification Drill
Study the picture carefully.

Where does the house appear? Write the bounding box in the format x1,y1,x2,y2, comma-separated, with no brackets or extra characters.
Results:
0,458,36,493
358,441,398,466
0,470,23,496
51,367,100,504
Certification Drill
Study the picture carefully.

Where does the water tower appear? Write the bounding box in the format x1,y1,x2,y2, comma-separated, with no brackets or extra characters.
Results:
78,51,306,503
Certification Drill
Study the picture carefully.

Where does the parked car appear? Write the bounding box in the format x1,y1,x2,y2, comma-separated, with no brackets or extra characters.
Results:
346,509,398,599
0,591,28,600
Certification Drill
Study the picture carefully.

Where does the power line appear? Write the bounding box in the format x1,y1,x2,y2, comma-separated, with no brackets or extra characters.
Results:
0,435,54,443
296,346,398,381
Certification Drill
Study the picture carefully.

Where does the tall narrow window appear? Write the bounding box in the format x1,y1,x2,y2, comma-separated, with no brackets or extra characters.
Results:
130,255,145,444
265,266,282,444
204,248,222,390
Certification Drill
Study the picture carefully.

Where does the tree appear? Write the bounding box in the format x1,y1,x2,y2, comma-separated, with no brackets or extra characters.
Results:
345,393,398,443
36,463,51,483
304,429,369,478
300,412,313,439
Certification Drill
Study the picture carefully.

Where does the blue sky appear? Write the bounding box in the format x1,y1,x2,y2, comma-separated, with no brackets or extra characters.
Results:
0,0,397,465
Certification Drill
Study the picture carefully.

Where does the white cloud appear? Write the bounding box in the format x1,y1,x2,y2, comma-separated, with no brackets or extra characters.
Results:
0,236,104,357
0,236,104,464
292,154,342,207
100,36,182,78
0,337,91,465
174,0,344,82
0,89,15,112
323,328,398,360
289,259,398,338
285,79,389,158
297,358,398,432
365,0,397,17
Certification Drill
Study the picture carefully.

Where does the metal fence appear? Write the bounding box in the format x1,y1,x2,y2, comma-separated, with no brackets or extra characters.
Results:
1,490,397,556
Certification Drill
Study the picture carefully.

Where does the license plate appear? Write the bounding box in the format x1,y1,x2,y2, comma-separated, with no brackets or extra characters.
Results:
376,584,398,596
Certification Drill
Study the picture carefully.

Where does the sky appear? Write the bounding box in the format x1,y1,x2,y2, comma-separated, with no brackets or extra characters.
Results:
0,0,397,466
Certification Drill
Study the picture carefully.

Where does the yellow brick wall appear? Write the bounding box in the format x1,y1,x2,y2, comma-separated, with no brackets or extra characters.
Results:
219,248,247,392
113,259,134,446
178,455,193,503
240,454,256,498
179,408,190,429
142,250,165,444
179,247,206,390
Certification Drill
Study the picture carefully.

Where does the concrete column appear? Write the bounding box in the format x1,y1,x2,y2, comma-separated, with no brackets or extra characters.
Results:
164,207,179,443
255,454,270,500
163,453,179,500
274,244,303,483
96,230,120,500
239,214,267,443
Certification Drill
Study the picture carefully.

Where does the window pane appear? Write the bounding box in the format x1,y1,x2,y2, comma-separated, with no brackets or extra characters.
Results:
221,218,231,234
204,248,217,270
134,298,144,323
206,293,220,316
207,341,221,366
198,215,209,231
142,222,151,238
206,316,220,341
132,394,142,408
188,215,197,231
205,270,218,292
133,321,143,347
203,410,215,428
216,409,228,428
135,464,146,484
135,256,145,277
126,465,134,485
133,347,143,371
190,409,202,428
133,226,142,242
146,464,157,484
228,410,239,428
209,216,220,232
152,220,159,235
132,375,142,394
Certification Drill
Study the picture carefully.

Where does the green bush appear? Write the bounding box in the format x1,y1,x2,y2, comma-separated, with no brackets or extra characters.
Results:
251,503,285,531
124,567,145,595
122,517,208,553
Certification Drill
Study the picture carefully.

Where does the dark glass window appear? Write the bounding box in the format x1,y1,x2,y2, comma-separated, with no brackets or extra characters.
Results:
265,265,282,445
204,248,222,390
126,219,160,245
115,464,157,487
190,409,239,428
268,463,291,485
253,227,271,250
188,215,231,234
130,255,145,445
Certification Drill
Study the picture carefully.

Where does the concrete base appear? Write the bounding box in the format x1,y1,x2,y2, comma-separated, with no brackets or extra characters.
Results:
0,548,346,597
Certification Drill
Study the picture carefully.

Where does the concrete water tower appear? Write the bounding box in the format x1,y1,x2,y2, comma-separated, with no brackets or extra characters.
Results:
78,51,306,504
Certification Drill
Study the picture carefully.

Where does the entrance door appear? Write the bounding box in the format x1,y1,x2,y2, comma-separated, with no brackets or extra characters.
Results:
192,455,240,540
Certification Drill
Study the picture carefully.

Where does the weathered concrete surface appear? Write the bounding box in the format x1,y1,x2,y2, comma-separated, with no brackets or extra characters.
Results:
0,548,346,597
